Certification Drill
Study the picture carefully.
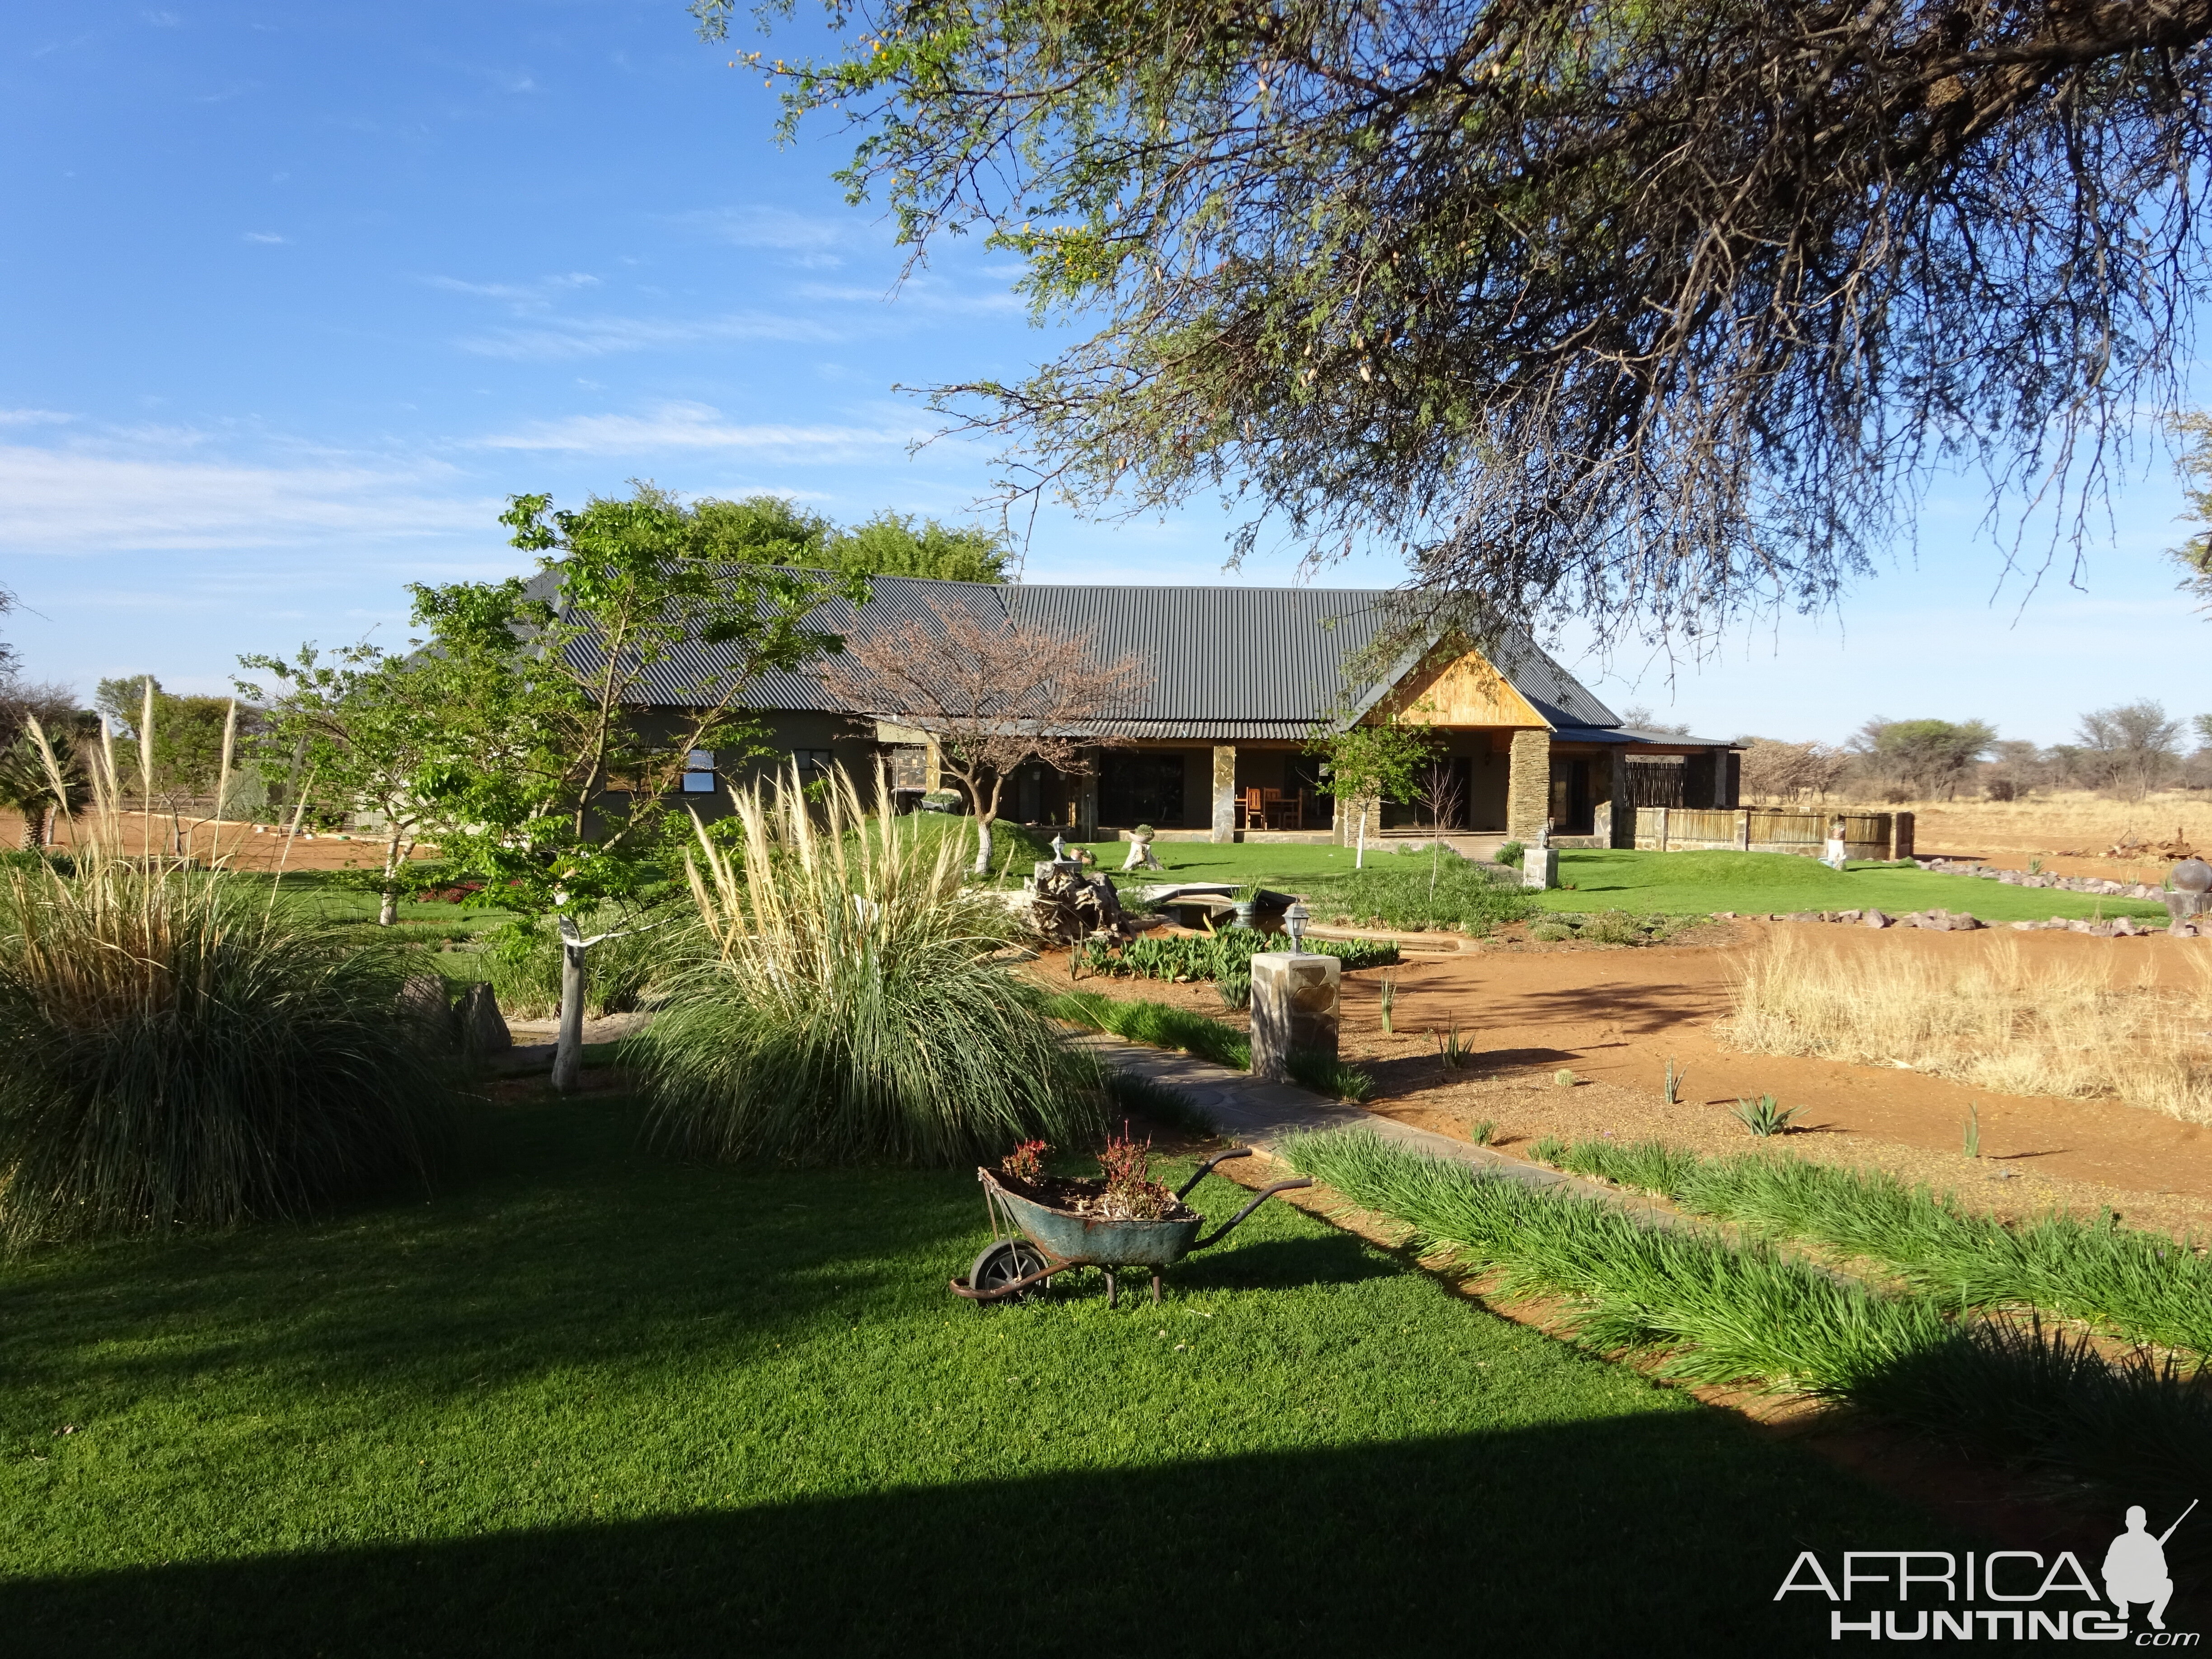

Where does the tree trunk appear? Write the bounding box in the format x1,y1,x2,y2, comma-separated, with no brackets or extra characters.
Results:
23,804,47,849
552,927,587,1094
973,813,995,876
1356,804,1368,870
378,825,406,926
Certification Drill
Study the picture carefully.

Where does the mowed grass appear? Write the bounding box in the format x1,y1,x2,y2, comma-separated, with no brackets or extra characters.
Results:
1536,849,2170,923
1075,840,2167,924
0,1098,1948,1655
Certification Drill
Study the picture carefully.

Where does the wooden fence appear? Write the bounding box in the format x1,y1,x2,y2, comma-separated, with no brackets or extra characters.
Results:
1601,805,1912,861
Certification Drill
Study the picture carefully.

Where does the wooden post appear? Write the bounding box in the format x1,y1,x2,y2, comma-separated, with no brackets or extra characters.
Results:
1656,806,1671,853
1738,809,1752,851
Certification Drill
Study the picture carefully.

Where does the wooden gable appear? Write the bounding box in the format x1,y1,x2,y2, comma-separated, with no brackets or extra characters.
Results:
1369,642,1547,729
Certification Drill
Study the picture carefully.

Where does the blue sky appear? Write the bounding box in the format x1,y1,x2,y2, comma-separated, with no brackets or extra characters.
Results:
4,0,2207,745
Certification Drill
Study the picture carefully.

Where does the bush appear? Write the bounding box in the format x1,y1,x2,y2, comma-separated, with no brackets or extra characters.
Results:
1285,1049,1377,1103
1525,910,1689,947
482,909,693,1019
639,769,1103,1166
1078,926,1397,982
1299,861,1537,935
1496,841,1525,869
0,850,454,1246
1044,991,1252,1070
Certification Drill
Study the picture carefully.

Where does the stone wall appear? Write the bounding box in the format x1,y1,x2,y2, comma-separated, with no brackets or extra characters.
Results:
1506,729,1551,841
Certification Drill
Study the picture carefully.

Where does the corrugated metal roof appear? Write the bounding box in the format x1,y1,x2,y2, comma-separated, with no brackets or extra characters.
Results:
548,568,1623,733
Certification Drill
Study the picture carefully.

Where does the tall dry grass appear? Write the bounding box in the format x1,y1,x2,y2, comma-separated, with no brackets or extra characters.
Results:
1721,932,2212,1121
1902,790,2212,858
637,765,1103,1165
0,717,455,1244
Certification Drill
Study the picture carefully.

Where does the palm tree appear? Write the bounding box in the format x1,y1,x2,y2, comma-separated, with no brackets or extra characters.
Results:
0,728,87,848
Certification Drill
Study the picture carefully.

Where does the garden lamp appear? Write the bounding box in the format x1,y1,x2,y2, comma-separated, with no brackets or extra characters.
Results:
1282,900,1309,954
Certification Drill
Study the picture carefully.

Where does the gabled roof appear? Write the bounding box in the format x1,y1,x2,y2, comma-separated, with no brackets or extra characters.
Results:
550,567,1625,738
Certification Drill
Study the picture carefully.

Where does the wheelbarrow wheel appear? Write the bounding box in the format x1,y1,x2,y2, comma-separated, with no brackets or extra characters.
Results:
969,1240,1050,1302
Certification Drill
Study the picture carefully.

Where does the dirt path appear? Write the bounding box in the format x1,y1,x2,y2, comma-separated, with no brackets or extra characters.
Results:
5,809,440,874
1051,921,2212,1239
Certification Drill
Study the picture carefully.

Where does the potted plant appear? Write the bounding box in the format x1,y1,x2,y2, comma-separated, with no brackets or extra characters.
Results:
1232,881,1261,929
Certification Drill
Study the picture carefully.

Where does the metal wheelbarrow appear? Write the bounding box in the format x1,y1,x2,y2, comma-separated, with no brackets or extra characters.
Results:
950,1148,1312,1308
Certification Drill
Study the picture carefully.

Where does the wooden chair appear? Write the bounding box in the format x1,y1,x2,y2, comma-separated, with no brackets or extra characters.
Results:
1240,787,1264,830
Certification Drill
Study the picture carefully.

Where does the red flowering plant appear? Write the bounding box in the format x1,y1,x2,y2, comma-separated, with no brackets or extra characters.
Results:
999,1140,1050,1185
1095,1129,1175,1221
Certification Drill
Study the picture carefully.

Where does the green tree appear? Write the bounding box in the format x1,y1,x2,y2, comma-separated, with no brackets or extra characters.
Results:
711,0,2212,647
1305,721,1439,869
1849,719,1998,803
2073,700,2184,801
237,644,471,926
409,487,855,1092
91,675,262,852
2167,411,2212,612
827,511,1009,582
682,492,1009,582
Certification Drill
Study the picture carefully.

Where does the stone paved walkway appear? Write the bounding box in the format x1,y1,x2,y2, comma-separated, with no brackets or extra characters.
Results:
1075,1031,1637,1209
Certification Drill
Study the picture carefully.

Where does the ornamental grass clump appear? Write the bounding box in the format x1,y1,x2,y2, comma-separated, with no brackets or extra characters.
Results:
0,847,454,1247
638,766,1103,1166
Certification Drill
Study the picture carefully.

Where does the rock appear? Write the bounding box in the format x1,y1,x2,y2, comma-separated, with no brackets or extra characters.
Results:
1862,909,1893,928
459,981,512,1054
1713,911,1736,920
2010,920,2038,931
1950,914,1982,931
1840,909,1863,922
396,975,458,1052
2114,916,2140,937
1786,910,1822,923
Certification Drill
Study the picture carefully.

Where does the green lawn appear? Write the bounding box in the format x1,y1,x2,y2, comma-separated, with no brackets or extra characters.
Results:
1070,840,2167,925
0,1097,1951,1654
1535,849,2170,923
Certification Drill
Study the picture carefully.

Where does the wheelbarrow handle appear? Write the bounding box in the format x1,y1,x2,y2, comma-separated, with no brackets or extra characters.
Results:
1173,1146,1253,1201
1190,1178,1314,1251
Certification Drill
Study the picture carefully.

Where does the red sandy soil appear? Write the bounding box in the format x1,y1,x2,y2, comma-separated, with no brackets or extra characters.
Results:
4,810,441,875
1048,919,2212,1239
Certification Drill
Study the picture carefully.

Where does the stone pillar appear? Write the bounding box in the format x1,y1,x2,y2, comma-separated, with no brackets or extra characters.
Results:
1522,847,1559,890
1505,728,1551,843
1210,744,1237,843
1249,951,1340,1081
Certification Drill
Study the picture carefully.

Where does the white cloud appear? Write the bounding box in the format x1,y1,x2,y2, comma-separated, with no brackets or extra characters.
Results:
423,272,600,304
243,230,287,244
455,310,839,360
674,205,853,251
477,401,923,458
0,441,490,553
0,408,75,427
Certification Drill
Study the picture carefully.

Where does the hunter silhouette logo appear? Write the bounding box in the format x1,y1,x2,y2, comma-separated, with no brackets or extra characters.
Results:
1776,1500,2200,1641
2106,1501,2195,1632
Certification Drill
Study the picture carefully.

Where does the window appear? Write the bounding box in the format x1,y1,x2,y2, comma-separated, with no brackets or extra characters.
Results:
682,749,716,794
792,748,834,779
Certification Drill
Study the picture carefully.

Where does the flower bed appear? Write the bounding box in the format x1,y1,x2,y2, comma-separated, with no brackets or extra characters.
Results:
1076,925,1397,982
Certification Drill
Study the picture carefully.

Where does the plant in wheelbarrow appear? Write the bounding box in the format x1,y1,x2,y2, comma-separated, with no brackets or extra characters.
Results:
961,1134,1314,1308
637,764,1104,1166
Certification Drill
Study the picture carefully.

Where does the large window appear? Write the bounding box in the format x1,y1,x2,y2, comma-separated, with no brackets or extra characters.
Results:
681,750,716,793
1099,751,1186,827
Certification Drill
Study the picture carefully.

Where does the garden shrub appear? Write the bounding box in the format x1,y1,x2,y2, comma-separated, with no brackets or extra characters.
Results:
1077,927,1397,982
483,908,694,1019
639,770,1103,1166
1298,862,1537,935
0,850,455,1246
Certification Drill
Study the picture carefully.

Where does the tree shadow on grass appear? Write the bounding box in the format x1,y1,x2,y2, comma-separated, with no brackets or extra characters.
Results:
0,1416,1970,1659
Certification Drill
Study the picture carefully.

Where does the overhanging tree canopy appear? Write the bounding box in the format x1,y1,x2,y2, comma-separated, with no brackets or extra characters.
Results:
710,0,2212,646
